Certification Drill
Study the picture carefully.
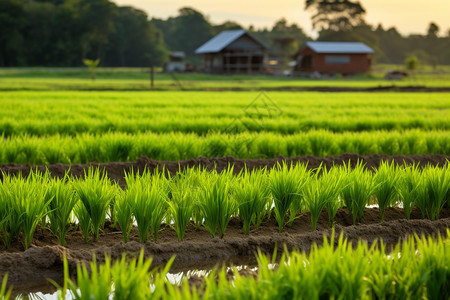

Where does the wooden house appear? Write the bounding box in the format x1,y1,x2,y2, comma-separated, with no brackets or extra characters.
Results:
293,41,374,75
195,30,269,74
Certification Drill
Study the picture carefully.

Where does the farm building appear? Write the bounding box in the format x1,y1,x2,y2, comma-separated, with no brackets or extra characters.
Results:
165,51,186,72
195,30,269,74
293,41,374,75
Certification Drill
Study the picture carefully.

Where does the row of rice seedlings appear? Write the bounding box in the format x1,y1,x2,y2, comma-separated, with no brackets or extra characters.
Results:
1,129,448,164
1,162,448,248
8,230,443,300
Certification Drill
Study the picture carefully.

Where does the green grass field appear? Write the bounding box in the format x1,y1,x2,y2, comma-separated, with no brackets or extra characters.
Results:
1,67,449,91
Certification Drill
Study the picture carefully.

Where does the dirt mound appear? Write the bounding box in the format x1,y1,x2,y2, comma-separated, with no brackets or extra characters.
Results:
1,154,448,187
1,207,449,295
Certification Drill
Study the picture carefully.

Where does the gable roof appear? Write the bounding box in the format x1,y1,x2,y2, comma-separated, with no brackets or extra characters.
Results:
304,41,374,54
195,30,268,54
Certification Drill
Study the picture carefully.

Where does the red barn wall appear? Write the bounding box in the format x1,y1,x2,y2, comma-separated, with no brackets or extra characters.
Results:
297,47,372,74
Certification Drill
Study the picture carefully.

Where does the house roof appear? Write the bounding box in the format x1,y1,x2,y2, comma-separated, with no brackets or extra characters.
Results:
195,30,268,54
304,41,374,54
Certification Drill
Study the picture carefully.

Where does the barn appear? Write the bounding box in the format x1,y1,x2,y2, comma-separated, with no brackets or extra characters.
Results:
195,30,269,74
293,41,374,75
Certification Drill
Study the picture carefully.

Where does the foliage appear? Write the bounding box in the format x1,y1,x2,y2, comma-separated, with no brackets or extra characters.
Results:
235,168,270,234
373,161,401,221
82,58,100,81
74,168,115,242
199,168,236,238
44,171,78,245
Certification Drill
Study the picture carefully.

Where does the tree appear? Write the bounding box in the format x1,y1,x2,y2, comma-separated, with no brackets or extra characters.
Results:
305,0,366,31
427,22,439,38
153,7,213,64
104,6,167,67
0,0,25,66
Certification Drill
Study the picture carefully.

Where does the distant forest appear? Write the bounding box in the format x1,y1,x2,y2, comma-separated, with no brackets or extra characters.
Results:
1,0,449,67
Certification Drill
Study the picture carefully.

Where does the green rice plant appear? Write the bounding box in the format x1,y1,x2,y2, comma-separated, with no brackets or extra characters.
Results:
199,168,236,238
341,161,376,224
373,161,401,221
115,190,133,243
74,201,91,243
415,164,450,220
0,171,50,249
270,163,309,232
111,252,153,300
130,174,168,243
235,168,270,234
44,172,78,245
398,163,422,219
416,234,450,300
304,165,346,230
167,180,196,241
69,255,112,300
0,274,11,300
74,168,115,242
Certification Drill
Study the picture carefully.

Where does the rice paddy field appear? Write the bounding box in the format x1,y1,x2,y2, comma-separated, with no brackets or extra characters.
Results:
0,69,449,298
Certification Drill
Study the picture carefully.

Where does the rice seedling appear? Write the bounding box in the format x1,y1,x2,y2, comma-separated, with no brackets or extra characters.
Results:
398,163,422,219
415,164,450,220
270,163,309,232
235,168,270,234
0,171,50,249
111,252,153,300
69,255,113,300
304,165,345,230
74,168,115,242
130,173,168,243
199,168,236,238
44,172,78,245
341,161,377,224
115,190,134,243
167,177,196,241
373,161,401,221
74,201,91,243
0,274,11,300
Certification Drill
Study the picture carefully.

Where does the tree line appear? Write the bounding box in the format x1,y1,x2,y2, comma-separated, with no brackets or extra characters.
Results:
1,0,449,67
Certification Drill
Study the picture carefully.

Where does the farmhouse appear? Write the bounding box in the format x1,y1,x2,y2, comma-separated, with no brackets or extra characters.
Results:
293,41,374,75
195,29,269,74
165,51,186,72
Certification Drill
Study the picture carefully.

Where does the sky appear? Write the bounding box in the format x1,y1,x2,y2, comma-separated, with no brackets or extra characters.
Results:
114,0,450,37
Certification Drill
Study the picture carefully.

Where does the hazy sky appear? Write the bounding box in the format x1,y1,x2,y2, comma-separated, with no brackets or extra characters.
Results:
114,0,449,37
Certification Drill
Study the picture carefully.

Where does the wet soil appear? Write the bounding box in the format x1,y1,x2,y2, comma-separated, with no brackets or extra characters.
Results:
1,207,449,295
0,153,448,188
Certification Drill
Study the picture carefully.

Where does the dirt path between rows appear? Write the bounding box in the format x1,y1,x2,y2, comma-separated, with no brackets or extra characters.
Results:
1,153,448,188
1,207,449,295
